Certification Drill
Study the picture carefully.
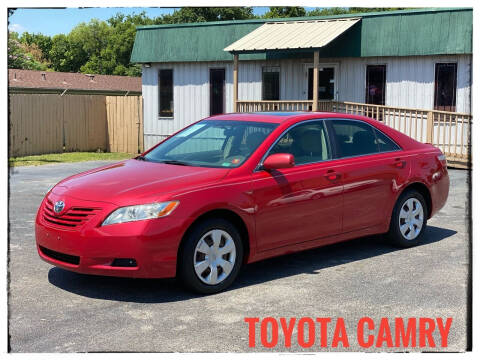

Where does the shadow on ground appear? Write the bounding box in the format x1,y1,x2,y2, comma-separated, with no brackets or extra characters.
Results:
48,225,456,303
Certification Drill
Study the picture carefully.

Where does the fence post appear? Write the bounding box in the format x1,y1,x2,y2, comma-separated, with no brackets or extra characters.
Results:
426,111,434,143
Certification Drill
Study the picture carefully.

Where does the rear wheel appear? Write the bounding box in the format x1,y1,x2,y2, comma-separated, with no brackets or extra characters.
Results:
388,190,427,247
178,218,243,294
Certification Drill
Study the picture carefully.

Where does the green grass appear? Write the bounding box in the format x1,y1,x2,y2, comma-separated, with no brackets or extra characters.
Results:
9,152,134,167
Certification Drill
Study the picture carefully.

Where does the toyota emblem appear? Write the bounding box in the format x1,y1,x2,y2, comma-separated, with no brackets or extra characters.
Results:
54,200,65,214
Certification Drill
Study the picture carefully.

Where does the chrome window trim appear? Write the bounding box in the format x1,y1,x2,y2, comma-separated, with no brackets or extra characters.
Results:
254,117,402,172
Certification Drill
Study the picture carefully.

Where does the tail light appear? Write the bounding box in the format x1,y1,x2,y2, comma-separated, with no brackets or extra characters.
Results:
437,154,447,168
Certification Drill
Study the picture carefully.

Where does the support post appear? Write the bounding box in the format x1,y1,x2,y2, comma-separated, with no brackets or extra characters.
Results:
426,111,434,143
312,50,319,112
233,54,238,112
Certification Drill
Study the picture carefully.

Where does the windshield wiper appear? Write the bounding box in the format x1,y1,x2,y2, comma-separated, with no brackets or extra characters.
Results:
159,160,191,166
135,155,148,161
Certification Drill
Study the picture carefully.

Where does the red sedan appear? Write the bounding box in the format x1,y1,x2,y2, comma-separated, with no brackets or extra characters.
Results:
35,112,449,293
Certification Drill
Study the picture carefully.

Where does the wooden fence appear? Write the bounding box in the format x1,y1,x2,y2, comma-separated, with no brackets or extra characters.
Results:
236,100,471,168
106,96,143,154
9,94,143,157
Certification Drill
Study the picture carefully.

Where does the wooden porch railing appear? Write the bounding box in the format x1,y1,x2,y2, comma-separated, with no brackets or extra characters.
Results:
236,100,471,169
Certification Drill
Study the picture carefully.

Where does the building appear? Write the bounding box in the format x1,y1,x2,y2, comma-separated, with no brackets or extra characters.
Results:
131,8,472,150
8,69,141,96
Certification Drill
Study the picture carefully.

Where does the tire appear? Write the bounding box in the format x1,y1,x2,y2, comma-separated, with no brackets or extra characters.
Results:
178,218,244,294
387,189,428,247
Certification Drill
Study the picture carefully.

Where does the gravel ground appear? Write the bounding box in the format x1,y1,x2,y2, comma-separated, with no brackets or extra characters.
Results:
8,161,470,352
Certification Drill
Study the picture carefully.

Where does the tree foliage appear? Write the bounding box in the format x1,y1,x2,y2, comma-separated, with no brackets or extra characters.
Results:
8,32,49,70
307,7,407,16
8,7,407,76
162,7,255,23
264,7,306,18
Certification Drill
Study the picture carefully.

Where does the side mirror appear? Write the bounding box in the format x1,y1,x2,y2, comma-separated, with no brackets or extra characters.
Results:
262,153,295,170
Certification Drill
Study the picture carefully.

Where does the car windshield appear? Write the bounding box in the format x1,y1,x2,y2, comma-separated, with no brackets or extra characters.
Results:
143,120,278,168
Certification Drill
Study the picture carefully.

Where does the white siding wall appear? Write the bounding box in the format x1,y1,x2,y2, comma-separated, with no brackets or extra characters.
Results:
143,55,471,148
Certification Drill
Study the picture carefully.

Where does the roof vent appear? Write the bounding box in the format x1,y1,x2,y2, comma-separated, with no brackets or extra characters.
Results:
41,72,46,80
86,74,95,82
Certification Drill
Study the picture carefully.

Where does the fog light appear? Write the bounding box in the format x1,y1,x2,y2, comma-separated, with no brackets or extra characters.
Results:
111,258,137,267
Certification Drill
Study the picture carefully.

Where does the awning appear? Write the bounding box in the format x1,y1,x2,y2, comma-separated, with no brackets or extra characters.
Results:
224,18,360,53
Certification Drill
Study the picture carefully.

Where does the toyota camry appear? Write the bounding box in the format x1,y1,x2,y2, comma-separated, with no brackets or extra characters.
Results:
36,112,449,293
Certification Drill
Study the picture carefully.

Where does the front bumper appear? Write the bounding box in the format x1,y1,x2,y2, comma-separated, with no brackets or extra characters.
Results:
35,194,186,278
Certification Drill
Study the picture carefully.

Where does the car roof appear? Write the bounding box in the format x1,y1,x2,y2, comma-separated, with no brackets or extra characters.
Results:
207,112,373,124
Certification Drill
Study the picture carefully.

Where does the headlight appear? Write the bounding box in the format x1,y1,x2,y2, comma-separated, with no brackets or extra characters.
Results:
102,201,179,226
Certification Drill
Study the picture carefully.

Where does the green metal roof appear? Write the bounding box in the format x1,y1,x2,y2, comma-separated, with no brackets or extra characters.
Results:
130,8,472,63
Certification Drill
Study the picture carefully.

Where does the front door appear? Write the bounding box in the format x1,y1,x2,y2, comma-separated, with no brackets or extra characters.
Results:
210,68,225,116
252,120,343,252
307,65,337,101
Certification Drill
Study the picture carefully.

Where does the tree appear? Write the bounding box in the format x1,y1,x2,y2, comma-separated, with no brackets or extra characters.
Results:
8,31,49,70
104,12,155,76
20,32,53,62
162,7,255,23
263,7,306,18
307,8,351,16
307,7,407,16
49,33,87,72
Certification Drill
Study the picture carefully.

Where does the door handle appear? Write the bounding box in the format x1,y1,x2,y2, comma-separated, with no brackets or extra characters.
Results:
393,158,406,169
324,170,341,181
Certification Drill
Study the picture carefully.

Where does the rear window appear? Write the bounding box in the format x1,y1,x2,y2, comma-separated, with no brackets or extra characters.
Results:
328,120,401,158
373,128,401,152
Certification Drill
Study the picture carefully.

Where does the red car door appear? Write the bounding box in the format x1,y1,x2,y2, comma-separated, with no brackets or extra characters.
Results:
252,120,343,252
325,119,410,233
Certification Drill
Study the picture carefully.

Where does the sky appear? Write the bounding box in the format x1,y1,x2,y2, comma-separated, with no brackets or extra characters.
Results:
7,7,276,36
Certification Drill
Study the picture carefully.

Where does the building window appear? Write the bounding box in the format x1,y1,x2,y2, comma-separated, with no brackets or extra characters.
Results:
365,65,386,105
434,63,457,112
262,67,280,100
159,69,173,117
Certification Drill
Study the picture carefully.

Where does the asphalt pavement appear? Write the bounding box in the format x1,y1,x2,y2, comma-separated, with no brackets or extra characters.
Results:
8,161,470,352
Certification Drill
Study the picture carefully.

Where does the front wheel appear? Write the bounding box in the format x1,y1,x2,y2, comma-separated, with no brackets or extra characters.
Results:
178,218,243,294
387,190,427,247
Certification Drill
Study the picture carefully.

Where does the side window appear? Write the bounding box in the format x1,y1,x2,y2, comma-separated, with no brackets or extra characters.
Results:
434,63,457,112
269,121,331,165
373,128,400,152
329,120,379,158
159,69,173,117
262,66,280,100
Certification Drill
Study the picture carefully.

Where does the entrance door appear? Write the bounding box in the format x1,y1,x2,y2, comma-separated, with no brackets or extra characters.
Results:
307,65,337,101
210,68,225,116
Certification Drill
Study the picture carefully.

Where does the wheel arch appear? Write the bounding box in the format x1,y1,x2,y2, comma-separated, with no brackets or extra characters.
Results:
397,181,433,219
177,208,251,271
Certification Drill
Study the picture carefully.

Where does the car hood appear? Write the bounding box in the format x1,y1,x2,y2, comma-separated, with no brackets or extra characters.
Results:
52,159,230,205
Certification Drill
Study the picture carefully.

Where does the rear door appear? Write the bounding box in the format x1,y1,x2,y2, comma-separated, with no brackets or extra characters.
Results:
252,120,343,252
325,119,410,233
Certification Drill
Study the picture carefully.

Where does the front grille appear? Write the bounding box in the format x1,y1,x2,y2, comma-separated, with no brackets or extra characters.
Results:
39,246,80,265
43,199,100,229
